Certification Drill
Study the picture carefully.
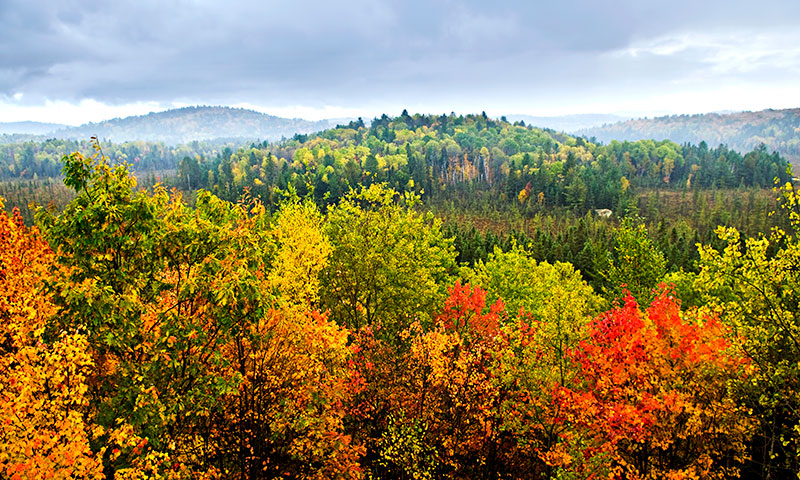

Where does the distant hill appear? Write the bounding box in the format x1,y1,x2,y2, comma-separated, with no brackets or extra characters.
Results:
505,114,630,133
578,108,800,166
51,106,338,144
0,121,67,135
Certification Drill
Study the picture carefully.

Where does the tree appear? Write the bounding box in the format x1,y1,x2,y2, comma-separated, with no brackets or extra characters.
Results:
558,289,752,479
0,199,104,480
694,180,800,478
469,243,603,477
602,217,667,302
348,282,511,479
320,184,456,339
206,197,363,479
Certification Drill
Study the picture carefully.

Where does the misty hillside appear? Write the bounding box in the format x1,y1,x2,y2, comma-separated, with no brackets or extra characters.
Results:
578,108,800,166
51,106,338,144
505,113,629,132
0,121,67,135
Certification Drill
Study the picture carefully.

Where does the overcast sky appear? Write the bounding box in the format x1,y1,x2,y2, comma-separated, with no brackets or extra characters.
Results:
1,0,799,124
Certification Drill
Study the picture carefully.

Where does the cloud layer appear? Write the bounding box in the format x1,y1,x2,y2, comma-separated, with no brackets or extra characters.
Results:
2,0,799,122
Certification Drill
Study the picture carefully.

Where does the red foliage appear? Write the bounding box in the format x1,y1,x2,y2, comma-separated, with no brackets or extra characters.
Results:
436,280,504,338
557,286,750,479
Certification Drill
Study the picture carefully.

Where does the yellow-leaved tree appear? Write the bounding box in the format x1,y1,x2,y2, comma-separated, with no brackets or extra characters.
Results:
0,199,104,479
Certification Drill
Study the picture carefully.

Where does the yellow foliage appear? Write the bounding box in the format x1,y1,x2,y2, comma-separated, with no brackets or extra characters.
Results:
0,202,104,479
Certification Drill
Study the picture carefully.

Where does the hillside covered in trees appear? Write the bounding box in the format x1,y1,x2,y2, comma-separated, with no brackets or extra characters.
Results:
578,108,800,167
0,121,68,135
38,106,338,145
174,112,790,208
2,137,800,479
0,137,241,180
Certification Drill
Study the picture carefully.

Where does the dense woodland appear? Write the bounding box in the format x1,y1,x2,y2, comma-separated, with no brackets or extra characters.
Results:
0,137,237,180
1,114,799,479
1,114,789,285
171,112,789,206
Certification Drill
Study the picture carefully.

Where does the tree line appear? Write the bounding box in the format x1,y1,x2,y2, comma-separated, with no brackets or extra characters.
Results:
172,112,789,212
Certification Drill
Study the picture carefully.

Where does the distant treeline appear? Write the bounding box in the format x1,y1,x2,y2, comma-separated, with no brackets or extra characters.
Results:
169,112,790,212
0,137,243,179
1,114,789,203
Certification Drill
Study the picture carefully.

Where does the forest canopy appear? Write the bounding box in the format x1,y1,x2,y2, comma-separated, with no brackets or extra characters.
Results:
1,113,798,478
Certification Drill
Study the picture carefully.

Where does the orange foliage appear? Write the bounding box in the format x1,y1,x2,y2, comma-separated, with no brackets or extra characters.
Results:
557,287,752,479
0,200,104,479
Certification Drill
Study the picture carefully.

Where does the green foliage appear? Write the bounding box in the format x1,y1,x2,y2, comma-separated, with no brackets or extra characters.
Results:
36,142,275,470
602,216,667,302
694,182,800,477
581,108,800,167
470,242,603,319
320,184,456,338
151,112,789,211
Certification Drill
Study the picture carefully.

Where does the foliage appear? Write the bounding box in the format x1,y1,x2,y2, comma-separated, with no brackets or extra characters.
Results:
0,200,104,479
467,244,604,477
26,142,362,478
693,179,800,478
469,241,602,320
559,289,752,479
580,108,800,167
165,113,789,211
320,184,456,338
3,137,797,479
602,217,667,302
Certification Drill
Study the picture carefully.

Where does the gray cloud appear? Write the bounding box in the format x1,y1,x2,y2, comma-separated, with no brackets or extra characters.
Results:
2,0,799,113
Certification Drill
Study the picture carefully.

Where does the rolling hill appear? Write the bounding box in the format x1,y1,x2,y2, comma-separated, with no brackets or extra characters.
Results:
0,121,67,135
578,108,800,166
505,113,630,132
50,106,339,144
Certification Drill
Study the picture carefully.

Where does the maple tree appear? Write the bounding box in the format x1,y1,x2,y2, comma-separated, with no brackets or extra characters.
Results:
557,288,752,479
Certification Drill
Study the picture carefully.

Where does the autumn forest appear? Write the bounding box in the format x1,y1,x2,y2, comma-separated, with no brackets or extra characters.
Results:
2,113,800,480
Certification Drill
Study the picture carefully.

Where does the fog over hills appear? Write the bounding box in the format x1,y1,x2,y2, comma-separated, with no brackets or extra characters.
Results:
46,106,342,144
0,121,68,135
578,108,800,166
504,114,630,133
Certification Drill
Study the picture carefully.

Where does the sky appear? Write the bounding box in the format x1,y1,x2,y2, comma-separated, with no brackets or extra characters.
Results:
1,0,799,125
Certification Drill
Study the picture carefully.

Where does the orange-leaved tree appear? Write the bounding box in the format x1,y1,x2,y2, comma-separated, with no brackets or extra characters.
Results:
557,288,753,479
348,281,511,479
0,199,104,479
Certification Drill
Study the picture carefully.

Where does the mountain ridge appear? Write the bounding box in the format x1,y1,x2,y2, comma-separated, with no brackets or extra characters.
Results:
504,113,631,132
46,106,341,144
0,121,68,135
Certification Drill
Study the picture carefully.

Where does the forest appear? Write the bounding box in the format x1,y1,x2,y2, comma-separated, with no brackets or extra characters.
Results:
1,112,799,479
